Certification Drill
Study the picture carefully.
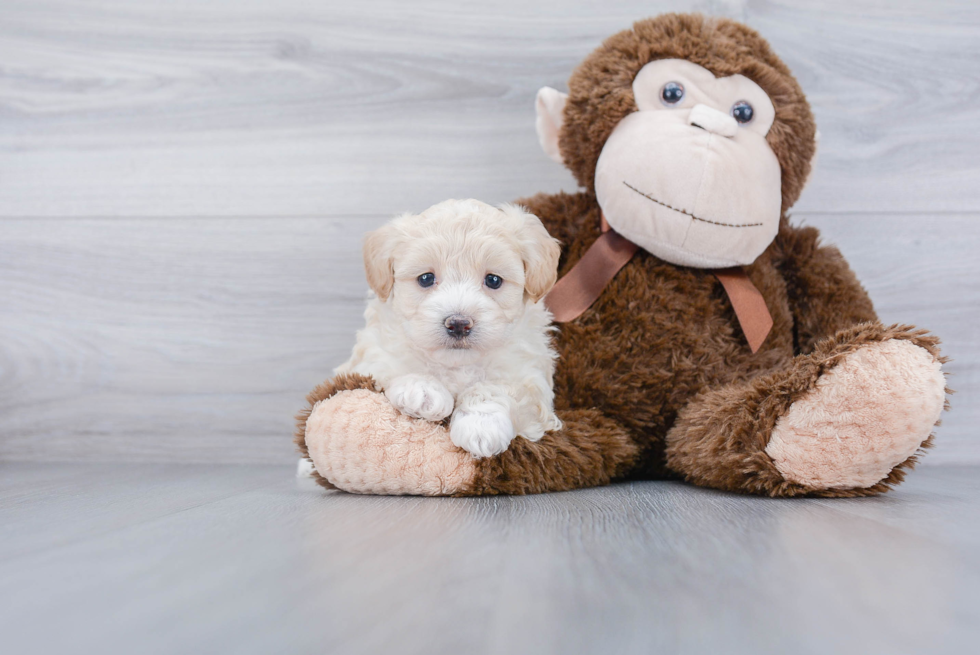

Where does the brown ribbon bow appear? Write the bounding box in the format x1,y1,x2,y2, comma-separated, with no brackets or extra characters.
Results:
544,212,773,353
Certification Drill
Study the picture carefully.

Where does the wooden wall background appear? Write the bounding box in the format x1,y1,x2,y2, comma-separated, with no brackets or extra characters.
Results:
1,0,977,465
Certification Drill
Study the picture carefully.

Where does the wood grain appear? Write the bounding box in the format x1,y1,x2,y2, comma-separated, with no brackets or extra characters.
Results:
1,214,975,464
1,462,978,654
0,0,978,217
0,216,382,463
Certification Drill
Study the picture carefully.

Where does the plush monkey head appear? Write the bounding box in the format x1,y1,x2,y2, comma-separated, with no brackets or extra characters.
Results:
536,14,817,268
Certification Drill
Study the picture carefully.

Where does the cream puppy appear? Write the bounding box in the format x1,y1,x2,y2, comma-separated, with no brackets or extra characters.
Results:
335,198,563,458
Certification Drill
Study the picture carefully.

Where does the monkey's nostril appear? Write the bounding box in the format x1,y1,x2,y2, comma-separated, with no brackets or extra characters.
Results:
688,103,739,138
444,315,473,338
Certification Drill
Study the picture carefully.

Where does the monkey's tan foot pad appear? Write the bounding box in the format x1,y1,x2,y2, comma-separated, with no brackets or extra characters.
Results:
766,339,946,490
305,389,477,495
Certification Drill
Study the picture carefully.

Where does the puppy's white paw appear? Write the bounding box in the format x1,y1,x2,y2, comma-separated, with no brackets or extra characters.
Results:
450,403,515,458
296,458,317,478
384,374,455,422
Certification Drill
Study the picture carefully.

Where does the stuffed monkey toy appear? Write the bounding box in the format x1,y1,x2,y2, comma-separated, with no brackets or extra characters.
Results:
297,13,948,497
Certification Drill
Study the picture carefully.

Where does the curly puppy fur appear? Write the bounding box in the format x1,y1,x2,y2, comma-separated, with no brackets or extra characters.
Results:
339,199,562,459
296,14,947,497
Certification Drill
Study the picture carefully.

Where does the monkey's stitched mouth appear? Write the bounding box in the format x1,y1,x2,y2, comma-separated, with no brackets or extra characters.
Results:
623,181,763,228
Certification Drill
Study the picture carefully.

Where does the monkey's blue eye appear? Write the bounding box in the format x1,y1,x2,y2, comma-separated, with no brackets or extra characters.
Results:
660,81,684,105
417,273,435,288
484,274,503,289
732,101,754,124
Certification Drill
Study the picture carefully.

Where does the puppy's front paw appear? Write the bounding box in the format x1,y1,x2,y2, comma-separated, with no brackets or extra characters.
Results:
450,403,515,458
384,374,454,422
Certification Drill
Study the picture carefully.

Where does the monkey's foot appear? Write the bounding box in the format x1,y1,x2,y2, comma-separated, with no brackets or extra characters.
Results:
305,389,477,495
765,339,946,489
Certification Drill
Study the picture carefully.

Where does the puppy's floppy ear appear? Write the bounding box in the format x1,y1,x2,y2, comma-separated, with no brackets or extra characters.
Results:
362,222,398,301
501,204,561,302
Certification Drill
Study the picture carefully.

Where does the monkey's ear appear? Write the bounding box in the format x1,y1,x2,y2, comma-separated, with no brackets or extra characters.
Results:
362,223,398,301
535,87,568,164
502,204,561,302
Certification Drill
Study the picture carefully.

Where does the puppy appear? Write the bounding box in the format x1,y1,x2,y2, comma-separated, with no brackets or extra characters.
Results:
335,198,563,458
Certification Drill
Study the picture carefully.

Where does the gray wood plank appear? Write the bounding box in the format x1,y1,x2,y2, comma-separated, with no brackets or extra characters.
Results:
0,462,977,655
0,213,976,464
0,462,286,559
1,0,978,217
0,216,384,463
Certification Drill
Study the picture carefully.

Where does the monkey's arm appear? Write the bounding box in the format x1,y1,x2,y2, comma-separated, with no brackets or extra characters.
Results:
300,381,641,495
775,222,878,354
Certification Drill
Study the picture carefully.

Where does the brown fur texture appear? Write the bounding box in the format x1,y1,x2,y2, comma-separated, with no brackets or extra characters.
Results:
664,323,945,497
295,14,947,497
468,409,640,495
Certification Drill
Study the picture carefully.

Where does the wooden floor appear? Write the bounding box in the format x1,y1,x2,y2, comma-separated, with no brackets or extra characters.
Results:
1,462,978,655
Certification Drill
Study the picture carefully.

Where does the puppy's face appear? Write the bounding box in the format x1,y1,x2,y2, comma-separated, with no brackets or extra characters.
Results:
364,200,560,361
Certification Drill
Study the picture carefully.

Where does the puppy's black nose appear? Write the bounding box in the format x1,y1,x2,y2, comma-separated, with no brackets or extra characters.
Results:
444,315,473,339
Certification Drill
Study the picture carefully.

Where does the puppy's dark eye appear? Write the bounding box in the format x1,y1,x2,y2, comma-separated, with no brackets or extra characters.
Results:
417,272,435,288
660,81,684,105
484,274,503,289
731,101,754,124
